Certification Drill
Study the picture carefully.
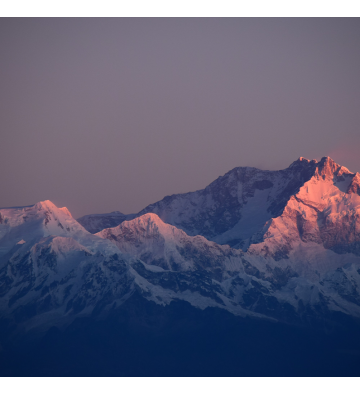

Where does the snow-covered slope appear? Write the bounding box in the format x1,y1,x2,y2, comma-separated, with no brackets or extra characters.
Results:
97,213,245,275
0,200,122,260
0,201,135,331
0,200,84,256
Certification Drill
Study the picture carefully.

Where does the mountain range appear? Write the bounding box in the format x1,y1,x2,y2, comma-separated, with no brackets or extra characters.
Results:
1,156,360,376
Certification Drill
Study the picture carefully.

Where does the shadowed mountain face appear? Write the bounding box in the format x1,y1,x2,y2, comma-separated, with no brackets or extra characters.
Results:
2,157,360,376
77,211,134,235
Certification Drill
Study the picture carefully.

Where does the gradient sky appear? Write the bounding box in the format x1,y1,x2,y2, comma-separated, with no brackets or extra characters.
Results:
1,18,360,218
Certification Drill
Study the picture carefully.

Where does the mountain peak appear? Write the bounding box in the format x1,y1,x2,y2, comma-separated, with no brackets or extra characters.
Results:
121,213,180,236
319,156,336,166
97,212,236,273
32,200,75,221
136,212,162,223
97,213,191,247
316,156,353,179
288,157,318,170
34,200,55,209
298,156,312,163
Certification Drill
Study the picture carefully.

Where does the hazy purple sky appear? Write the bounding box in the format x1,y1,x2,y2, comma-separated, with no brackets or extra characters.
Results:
1,18,360,218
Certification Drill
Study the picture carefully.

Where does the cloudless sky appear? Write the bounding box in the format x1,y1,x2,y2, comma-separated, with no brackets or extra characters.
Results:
1,18,360,218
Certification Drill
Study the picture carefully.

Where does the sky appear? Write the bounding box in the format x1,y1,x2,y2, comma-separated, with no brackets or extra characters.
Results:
1,18,360,218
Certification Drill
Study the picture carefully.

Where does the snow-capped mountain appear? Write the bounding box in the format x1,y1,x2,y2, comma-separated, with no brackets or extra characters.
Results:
0,200,120,257
248,157,360,261
0,201,134,331
134,157,360,252
2,157,360,376
96,212,360,322
76,157,318,242
0,200,266,330
97,213,245,274
79,157,359,253
78,157,360,272
2,157,360,334
130,157,322,248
